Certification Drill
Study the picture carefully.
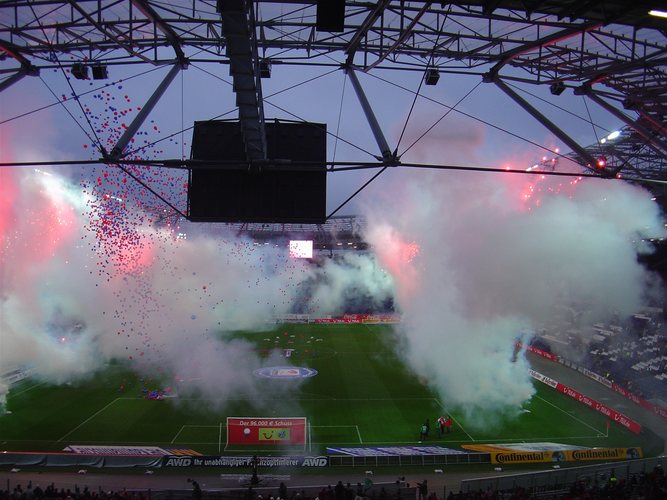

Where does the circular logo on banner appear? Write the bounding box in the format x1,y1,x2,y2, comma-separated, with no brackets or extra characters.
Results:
254,366,318,379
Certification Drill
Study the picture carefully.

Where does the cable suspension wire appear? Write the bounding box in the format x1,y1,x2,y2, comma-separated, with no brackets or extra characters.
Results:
0,157,622,177
37,75,98,148
367,71,591,171
121,64,342,159
28,2,105,154
395,9,449,154
582,95,602,147
505,81,614,134
327,166,389,220
332,71,348,164
0,66,168,126
395,71,426,155
110,160,187,218
181,65,185,161
123,108,238,159
9,156,659,186
399,80,482,158
264,99,378,159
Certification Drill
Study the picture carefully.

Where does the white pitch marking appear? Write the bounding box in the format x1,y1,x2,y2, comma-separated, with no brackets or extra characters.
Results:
435,399,475,442
58,398,121,442
355,425,363,444
534,395,604,435
171,425,186,444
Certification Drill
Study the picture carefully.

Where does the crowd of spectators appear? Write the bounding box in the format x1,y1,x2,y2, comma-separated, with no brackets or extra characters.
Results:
535,310,667,402
2,466,665,500
0,483,147,500
441,463,666,499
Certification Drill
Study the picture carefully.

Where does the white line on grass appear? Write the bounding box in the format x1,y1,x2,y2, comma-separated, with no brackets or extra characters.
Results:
310,425,359,427
435,399,475,442
218,422,223,453
8,381,47,398
355,425,363,444
534,395,604,435
166,397,439,402
179,424,220,427
171,425,186,444
58,398,120,442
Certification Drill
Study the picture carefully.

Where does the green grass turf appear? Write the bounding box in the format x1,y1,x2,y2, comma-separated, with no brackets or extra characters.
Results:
0,323,663,456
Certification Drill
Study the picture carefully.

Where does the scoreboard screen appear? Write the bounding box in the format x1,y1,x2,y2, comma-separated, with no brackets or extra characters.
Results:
289,240,313,259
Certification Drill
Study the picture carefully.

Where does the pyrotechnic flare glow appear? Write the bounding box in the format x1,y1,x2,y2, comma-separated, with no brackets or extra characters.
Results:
363,167,665,429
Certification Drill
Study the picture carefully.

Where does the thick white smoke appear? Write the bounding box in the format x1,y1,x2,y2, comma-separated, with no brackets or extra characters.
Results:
0,167,395,411
1,134,664,430
362,167,665,429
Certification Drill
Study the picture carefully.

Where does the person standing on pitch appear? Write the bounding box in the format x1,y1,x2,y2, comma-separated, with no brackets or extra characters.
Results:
437,415,446,436
419,422,428,441
444,415,453,433
419,418,430,441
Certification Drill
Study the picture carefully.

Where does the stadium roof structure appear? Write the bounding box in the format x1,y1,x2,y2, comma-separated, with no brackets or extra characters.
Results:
1,1,666,217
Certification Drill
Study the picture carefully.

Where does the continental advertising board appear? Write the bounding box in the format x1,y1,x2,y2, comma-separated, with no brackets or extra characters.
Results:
485,448,642,464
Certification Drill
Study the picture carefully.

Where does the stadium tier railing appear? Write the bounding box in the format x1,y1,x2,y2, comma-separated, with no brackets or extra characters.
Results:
459,455,666,495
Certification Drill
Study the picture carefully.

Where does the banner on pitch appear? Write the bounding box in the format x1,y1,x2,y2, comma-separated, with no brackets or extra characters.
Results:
227,417,307,446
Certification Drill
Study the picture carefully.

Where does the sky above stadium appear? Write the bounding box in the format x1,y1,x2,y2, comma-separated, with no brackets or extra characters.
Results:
1,52,665,425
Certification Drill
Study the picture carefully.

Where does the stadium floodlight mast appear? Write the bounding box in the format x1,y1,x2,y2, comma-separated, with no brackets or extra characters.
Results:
0,1,666,221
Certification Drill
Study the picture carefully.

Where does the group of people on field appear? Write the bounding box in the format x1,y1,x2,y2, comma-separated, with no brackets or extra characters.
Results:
419,415,452,441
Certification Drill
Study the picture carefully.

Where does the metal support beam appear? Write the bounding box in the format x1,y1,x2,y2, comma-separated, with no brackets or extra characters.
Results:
0,69,29,92
345,0,391,66
219,0,267,162
489,75,602,172
489,22,601,76
66,0,154,65
638,110,667,138
362,2,432,72
0,38,37,72
131,0,186,64
110,63,183,158
0,38,39,92
584,90,667,155
346,66,395,163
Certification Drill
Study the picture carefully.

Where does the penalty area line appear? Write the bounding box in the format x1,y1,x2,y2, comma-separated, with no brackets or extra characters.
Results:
7,381,47,398
534,395,604,435
435,399,475,442
355,425,363,444
171,425,186,444
58,398,121,442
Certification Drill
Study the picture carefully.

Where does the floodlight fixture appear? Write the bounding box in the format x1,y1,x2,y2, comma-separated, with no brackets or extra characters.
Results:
259,60,271,78
550,81,566,95
91,64,108,80
424,69,440,86
71,63,88,80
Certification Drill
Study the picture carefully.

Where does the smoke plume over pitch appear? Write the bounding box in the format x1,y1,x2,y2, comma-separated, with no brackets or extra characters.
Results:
1,126,664,428
362,162,664,429
0,163,394,410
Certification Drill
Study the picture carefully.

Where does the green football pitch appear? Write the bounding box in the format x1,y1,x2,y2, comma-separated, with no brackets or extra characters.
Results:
1,324,663,456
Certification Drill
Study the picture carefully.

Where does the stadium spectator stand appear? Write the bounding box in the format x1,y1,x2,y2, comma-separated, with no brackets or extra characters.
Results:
0,457,667,500
534,309,667,404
